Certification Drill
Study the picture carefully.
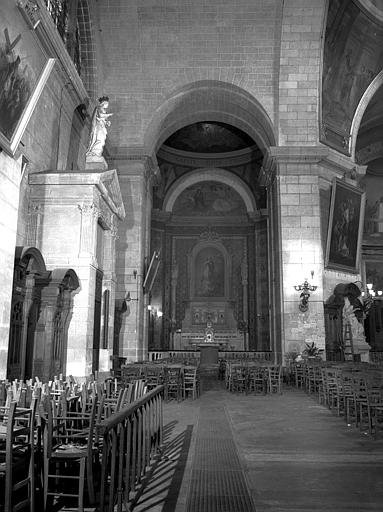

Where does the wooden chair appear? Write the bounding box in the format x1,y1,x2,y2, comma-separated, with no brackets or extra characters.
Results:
164,367,183,402
143,365,164,391
229,365,247,393
247,365,267,395
267,365,282,394
0,398,37,512
359,375,383,435
182,366,199,400
121,365,143,387
43,395,98,512
293,364,305,389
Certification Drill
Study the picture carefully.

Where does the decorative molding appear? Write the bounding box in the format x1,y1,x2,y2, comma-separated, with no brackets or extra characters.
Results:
27,203,43,245
199,229,221,241
320,123,351,156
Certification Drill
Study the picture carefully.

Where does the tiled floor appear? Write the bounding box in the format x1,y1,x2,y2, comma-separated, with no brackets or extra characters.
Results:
134,377,383,512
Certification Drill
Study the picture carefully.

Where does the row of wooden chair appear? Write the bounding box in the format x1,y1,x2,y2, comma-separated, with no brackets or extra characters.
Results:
294,362,383,439
225,363,282,394
120,364,200,402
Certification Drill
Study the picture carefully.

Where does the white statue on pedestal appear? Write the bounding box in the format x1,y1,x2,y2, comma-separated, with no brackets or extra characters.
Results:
86,96,113,167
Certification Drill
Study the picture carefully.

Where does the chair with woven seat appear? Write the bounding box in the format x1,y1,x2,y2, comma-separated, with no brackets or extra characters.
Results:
143,365,164,391
267,365,282,394
182,366,199,400
247,365,267,395
164,367,183,402
0,398,37,512
43,394,98,512
230,365,247,393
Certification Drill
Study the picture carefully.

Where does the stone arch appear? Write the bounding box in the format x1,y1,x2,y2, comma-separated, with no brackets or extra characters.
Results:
350,69,383,161
163,168,257,213
15,246,47,275
8,247,48,380
145,80,276,157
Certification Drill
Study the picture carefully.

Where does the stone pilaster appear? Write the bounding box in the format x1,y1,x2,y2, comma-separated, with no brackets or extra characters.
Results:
115,155,159,362
268,146,328,360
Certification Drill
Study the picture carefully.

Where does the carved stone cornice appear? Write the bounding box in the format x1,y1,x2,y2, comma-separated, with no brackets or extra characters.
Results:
265,145,367,187
157,144,259,168
29,169,125,220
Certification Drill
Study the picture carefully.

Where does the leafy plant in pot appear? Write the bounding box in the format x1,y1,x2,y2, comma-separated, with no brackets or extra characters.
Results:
302,342,323,360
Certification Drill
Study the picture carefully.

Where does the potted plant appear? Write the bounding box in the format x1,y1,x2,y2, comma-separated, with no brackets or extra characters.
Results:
302,342,323,360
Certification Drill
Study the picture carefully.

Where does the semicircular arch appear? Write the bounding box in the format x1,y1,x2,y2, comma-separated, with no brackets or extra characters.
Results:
350,69,383,161
15,246,47,274
164,168,257,213
145,80,276,157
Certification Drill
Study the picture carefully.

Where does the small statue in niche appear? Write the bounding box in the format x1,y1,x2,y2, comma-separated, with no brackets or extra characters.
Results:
86,95,113,158
205,321,215,343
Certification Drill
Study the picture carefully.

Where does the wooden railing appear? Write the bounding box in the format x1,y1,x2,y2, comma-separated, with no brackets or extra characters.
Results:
147,350,273,361
97,385,164,512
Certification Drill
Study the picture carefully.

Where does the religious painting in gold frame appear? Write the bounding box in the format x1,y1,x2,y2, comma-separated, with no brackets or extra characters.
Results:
0,0,55,156
325,178,365,273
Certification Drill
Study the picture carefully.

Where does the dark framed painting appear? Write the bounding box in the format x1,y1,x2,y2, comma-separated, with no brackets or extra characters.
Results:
363,259,383,293
325,178,365,273
0,0,55,155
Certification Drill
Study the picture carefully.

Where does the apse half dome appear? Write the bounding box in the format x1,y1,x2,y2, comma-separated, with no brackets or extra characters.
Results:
163,122,256,154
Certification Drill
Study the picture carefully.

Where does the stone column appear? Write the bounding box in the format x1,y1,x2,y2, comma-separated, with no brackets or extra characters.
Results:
170,261,179,350
115,156,158,362
241,257,249,351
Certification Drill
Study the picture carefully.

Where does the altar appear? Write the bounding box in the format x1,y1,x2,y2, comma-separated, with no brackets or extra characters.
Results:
199,343,219,365
198,322,219,365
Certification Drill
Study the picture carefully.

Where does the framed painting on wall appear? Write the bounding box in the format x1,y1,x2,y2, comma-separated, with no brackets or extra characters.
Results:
0,0,55,156
325,178,365,273
363,259,383,292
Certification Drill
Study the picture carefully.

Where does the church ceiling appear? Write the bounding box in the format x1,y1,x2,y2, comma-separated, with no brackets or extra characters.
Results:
321,0,383,156
163,122,255,153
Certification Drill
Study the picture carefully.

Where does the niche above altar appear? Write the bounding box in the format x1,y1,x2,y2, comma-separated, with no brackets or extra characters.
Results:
178,240,244,350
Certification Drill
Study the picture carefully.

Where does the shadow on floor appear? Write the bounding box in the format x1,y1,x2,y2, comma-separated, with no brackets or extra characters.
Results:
131,422,194,512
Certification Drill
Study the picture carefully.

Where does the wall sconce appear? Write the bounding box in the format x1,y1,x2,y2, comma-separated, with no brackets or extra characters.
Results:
294,271,317,312
147,305,163,318
365,283,383,298
361,282,383,315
